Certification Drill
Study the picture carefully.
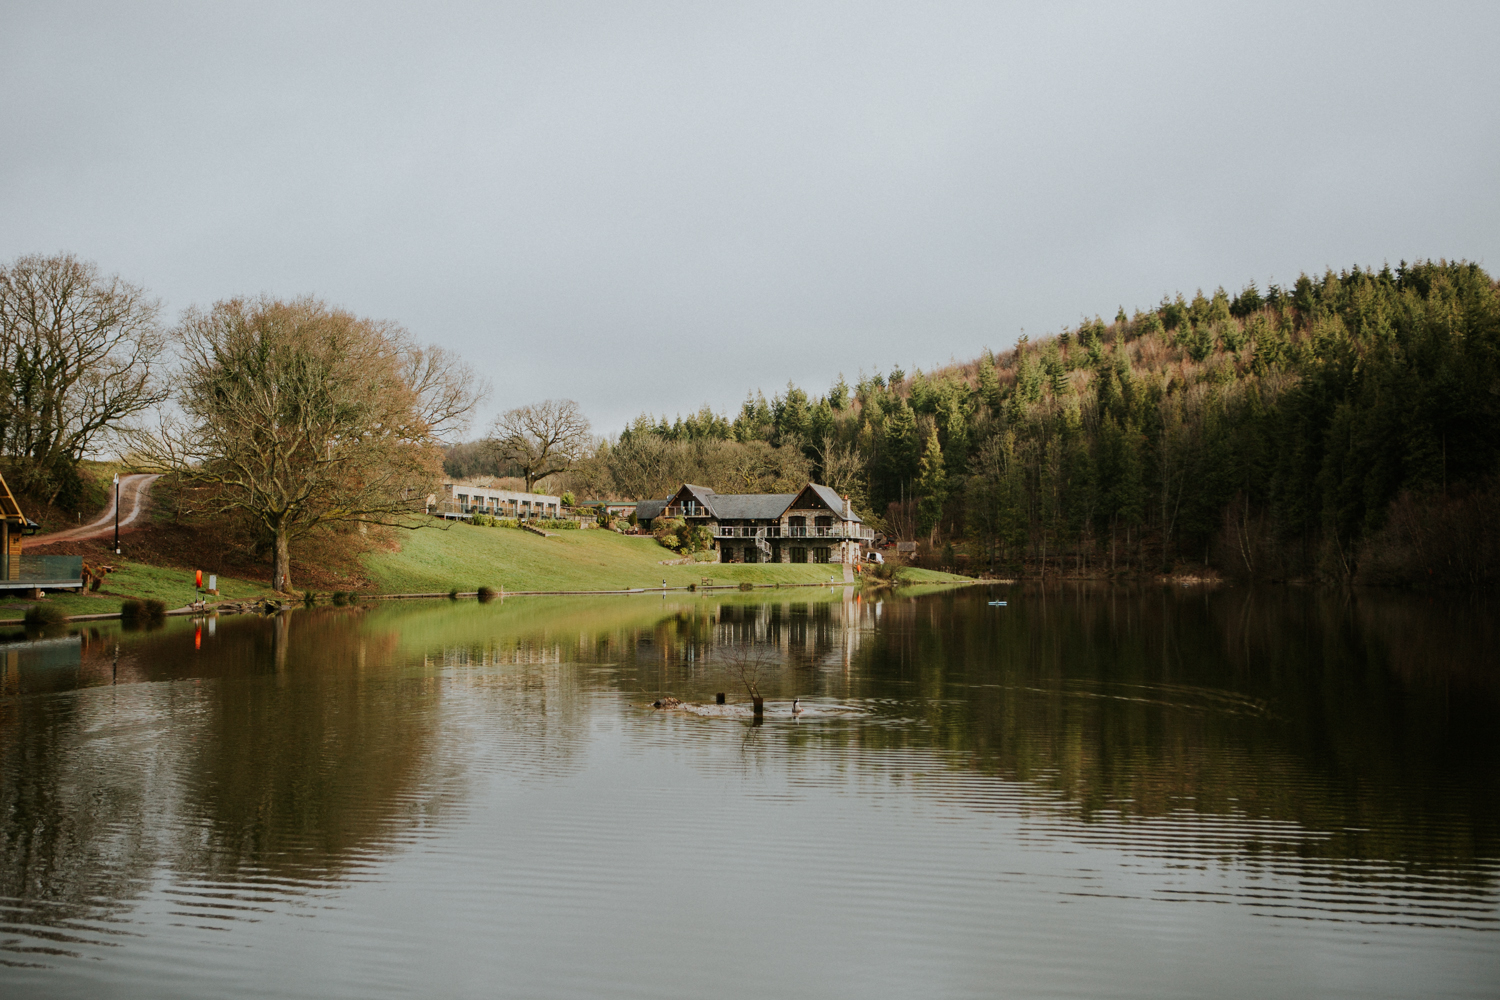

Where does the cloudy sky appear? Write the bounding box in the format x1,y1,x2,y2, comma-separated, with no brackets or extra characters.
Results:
4,1,1497,436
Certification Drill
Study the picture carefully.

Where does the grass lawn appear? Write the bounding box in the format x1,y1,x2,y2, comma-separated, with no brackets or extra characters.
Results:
0,561,278,623
362,521,970,594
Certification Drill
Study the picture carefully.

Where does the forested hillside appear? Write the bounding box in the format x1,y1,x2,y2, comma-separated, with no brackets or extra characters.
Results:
570,260,1499,586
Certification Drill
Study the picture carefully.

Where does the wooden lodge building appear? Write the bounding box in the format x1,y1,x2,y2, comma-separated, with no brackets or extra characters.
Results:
636,483,873,564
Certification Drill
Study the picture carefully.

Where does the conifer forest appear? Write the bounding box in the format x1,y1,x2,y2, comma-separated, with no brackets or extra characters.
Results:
568,260,1499,586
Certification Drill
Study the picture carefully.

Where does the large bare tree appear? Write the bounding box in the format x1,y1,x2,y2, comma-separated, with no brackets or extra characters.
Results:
0,253,166,499
132,297,481,592
489,399,591,492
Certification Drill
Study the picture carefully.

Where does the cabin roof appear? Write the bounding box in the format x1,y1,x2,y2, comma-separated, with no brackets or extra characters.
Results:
0,470,25,524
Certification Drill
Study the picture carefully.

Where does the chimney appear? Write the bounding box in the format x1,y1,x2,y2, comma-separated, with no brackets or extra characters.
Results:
843,494,851,518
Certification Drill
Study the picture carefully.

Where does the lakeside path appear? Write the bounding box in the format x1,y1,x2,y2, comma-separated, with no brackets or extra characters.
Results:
29,473,161,545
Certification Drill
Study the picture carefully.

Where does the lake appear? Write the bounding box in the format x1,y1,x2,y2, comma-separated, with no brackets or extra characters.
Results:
1,584,1496,999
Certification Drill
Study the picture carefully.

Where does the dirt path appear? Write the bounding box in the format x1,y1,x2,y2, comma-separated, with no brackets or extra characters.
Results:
30,473,162,545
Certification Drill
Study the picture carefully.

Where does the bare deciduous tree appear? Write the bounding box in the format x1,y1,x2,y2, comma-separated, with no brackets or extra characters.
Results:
0,253,166,499
489,399,591,492
131,297,481,592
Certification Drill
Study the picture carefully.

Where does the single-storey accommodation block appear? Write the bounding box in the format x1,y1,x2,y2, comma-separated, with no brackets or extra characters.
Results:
429,483,563,521
635,483,873,564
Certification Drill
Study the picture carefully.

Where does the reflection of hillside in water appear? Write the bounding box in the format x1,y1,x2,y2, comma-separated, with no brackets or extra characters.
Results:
612,587,1500,880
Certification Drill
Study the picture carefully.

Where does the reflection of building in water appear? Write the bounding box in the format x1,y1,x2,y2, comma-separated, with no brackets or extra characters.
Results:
711,598,869,672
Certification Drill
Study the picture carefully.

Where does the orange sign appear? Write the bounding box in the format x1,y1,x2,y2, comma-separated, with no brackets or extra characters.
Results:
195,569,203,588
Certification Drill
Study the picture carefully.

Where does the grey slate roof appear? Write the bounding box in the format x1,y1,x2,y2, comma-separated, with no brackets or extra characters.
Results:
708,493,797,520
634,499,668,521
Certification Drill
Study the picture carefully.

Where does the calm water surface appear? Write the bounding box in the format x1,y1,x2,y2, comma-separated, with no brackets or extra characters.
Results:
1,585,1497,999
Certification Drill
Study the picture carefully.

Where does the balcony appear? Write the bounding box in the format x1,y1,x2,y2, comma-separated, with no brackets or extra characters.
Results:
663,505,711,519
712,524,876,541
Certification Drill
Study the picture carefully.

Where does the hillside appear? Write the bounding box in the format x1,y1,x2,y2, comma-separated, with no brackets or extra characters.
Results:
573,260,1500,586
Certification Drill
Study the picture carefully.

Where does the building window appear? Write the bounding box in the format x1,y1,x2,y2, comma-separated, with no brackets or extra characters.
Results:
744,545,758,564
721,547,734,563
813,547,830,563
790,547,807,563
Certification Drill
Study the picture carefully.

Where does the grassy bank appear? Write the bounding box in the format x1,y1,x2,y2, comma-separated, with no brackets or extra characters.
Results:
0,561,277,622
362,521,969,593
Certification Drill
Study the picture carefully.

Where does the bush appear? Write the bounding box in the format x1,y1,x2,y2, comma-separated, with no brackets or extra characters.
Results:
448,588,459,600
24,602,68,628
302,590,317,606
534,518,579,530
477,585,496,602
331,591,349,606
738,581,755,591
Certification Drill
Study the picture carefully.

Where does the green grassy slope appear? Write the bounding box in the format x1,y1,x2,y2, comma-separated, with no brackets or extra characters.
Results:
0,561,277,622
362,522,968,593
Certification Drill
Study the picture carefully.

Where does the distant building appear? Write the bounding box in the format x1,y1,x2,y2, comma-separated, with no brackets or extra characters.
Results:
429,483,563,520
634,483,873,564
574,500,636,519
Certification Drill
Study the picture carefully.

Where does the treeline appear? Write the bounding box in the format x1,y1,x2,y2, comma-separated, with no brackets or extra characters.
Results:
575,260,1500,586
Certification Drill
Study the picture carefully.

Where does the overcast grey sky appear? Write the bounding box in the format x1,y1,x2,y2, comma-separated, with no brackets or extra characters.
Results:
4,1,1497,436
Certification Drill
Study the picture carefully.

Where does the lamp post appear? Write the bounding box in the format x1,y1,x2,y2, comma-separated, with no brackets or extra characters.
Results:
113,474,120,555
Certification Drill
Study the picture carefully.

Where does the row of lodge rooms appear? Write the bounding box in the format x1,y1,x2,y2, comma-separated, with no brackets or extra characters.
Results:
635,483,874,564
428,483,563,521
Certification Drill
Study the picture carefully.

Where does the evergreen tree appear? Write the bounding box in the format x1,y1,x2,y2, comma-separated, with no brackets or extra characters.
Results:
916,431,948,538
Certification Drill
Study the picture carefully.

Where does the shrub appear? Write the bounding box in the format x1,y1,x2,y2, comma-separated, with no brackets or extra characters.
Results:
302,590,317,606
534,518,579,530
24,603,68,628
448,588,459,600
738,581,755,591
477,585,496,602
331,591,349,606
119,599,143,622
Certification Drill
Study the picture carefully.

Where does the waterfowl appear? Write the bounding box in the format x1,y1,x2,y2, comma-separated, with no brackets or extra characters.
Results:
792,698,804,716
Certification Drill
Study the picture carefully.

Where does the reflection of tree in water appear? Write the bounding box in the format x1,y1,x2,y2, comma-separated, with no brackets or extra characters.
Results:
0,606,451,954
0,671,184,956
181,610,448,880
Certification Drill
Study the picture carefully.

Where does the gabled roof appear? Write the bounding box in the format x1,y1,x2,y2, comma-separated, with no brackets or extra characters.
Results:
0,470,25,524
665,483,720,515
792,483,861,522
